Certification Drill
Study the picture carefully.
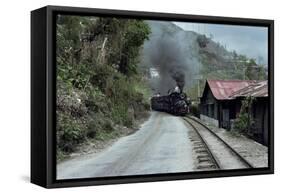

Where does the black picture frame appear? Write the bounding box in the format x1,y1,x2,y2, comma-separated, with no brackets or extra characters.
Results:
31,5,274,188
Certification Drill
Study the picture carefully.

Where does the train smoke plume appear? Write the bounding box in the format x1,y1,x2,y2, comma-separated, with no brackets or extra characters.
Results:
141,21,201,94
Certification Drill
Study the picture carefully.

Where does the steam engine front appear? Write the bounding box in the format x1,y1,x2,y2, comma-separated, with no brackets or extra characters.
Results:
150,89,190,116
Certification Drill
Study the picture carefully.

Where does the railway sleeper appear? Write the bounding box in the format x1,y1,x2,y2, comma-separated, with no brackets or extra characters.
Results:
198,158,212,163
194,146,205,149
198,161,214,166
195,149,208,154
197,163,217,169
197,154,209,159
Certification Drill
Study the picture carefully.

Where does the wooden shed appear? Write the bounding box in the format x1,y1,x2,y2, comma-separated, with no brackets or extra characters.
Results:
199,80,268,145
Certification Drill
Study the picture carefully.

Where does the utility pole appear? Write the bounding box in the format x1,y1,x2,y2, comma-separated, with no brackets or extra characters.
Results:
195,75,203,101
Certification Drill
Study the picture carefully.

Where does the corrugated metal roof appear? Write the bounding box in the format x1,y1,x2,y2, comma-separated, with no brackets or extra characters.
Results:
206,80,257,100
229,81,268,98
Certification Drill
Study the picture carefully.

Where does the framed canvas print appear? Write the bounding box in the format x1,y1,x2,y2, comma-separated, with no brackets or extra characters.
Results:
31,5,274,188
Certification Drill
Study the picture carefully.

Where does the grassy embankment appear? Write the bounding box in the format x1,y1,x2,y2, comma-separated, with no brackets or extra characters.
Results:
56,16,151,161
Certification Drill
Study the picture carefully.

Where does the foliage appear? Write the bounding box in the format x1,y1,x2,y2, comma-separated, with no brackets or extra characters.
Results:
189,42,268,103
189,104,200,118
234,96,255,133
245,59,267,80
56,15,151,160
197,42,267,102
57,112,87,153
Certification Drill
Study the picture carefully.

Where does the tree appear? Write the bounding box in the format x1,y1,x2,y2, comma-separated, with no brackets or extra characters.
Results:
56,15,151,159
245,59,267,80
234,96,255,133
118,20,150,76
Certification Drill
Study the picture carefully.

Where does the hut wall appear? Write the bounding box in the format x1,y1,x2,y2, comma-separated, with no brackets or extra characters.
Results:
200,85,218,119
251,97,268,146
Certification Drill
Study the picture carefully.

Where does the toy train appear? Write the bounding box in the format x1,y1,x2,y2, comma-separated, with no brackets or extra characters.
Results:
150,89,190,116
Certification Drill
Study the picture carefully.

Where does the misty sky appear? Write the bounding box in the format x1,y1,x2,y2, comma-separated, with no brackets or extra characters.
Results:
174,22,268,66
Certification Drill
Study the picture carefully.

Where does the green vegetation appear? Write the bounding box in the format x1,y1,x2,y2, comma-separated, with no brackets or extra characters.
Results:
233,96,255,133
245,59,267,80
189,103,200,117
199,45,267,81
56,15,151,160
187,41,267,101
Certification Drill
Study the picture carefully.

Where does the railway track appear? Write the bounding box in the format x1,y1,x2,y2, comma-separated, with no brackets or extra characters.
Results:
183,116,253,170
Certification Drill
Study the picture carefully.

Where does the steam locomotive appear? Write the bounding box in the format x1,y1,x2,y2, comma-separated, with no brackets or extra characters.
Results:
150,87,190,116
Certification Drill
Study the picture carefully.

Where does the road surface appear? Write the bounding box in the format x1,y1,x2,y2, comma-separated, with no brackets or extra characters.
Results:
57,111,195,179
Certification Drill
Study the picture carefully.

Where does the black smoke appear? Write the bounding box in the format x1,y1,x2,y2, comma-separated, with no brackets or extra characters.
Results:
141,21,200,94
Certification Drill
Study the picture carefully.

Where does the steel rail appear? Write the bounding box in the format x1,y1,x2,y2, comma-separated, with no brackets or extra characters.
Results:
183,118,221,170
185,116,254,169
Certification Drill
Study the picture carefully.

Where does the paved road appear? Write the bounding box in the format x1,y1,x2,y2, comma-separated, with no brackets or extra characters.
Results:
57,111,194,179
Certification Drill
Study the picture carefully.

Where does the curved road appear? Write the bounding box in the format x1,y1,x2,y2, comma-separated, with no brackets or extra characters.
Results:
57,112,194,179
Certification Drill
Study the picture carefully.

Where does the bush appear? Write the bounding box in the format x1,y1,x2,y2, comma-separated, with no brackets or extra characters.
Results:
233,113,249,132
84,86,107,112
56,16,151,160
57,113,86,153
234,97,255,133
190,104,200,117
86,112,114,138
85,119,98,138
143,102,151,111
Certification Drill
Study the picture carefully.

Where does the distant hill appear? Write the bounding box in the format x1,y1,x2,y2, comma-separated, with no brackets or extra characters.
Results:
140,21,267,99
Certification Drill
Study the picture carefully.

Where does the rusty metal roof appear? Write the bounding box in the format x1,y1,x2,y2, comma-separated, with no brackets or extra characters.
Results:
206,80,258,100
229,80,268,98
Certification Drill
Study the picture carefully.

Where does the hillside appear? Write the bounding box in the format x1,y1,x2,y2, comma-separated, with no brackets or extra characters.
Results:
141,21,267,100
56,16,151,160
